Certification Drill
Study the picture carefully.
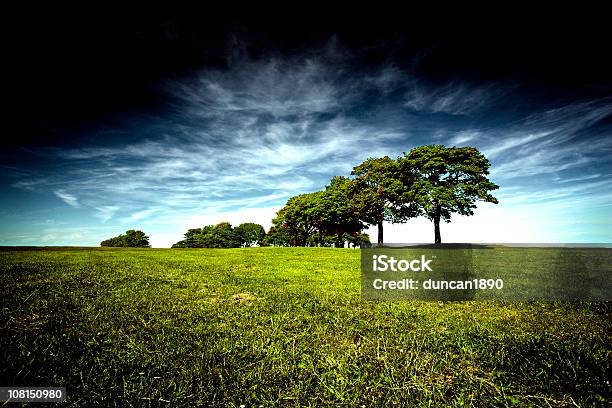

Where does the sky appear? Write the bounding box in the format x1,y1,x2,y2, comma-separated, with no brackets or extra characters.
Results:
2,8,611,247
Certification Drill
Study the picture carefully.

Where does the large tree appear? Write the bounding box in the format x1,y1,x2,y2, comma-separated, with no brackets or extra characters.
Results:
350,156,417,246
398,145,499,244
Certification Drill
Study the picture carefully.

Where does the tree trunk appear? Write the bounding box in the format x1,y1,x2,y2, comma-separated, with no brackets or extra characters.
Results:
433,204,442,244
377,221,384,247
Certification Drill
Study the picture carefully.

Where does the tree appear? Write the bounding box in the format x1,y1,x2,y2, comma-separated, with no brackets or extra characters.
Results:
350,156,417,246
171,222,241,248
319,176,364,247
264,224,292,246
211,222,242,248
344,232,371,248
100,229,150,247
398,145,499,244
270,183,369,248
271,192,325,246
235,223,266,247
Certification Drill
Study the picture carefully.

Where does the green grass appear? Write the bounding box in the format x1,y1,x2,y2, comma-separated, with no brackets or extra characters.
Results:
0,247,609,406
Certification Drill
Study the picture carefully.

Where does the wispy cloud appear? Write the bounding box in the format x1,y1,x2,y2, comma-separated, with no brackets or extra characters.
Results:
404,83,499,116
54,190,80,208
4,42,612,245
94,206,119,222
448,130,481,146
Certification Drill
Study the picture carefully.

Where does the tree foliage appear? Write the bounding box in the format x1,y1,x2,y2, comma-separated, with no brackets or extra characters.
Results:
263,224,292,247
398,145,499,243
270,192,326,247
349,156,418,245
269,180,370,247
235,223,267,247
100,230,150,247
319,176,364,246
172,222,247,248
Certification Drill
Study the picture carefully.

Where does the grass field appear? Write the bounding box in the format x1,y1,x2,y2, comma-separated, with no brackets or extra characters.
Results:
0,247,610,406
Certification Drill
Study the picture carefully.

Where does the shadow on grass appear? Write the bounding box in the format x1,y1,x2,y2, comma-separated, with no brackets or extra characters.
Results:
377,243,497,250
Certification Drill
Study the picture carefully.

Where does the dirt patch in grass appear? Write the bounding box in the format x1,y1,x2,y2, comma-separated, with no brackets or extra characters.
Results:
229,292,259,304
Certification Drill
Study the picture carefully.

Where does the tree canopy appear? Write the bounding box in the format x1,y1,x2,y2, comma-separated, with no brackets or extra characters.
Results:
235,223,267,247
349,156,418,246
398,145,499,243
270,192,326,247
270,145,498,246
269,178,371,248
100,230,150,247
172,222,267,248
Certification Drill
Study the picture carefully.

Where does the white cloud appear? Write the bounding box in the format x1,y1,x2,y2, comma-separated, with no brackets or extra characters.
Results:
404,83,497,115
94,206,119,222
482,131,554,158
448,130,481,146
123,208,159,223
54,190,80,207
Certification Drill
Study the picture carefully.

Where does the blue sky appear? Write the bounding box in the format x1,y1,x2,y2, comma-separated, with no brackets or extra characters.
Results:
2,35,611,246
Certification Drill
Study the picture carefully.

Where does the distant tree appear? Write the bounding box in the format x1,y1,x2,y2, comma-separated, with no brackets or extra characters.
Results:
235,223,266,247
398,145,499,244
306,233,335,247
123,229,150,247
350,156,418,246
101,229,150,247
100,237,122,247
171,222,241,248
211,222,241,248
172,227,208,248
171,240,187,248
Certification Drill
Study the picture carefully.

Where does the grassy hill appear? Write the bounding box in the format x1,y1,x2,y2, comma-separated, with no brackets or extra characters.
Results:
0,247,609,406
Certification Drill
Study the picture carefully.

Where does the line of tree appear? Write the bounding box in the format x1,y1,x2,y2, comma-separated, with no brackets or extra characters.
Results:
171,222,266,248
100,229,150,247
272,144,498,246
103,145,497,249
266,177,371,247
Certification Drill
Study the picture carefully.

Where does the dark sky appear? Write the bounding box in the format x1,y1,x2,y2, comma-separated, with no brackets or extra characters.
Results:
2,7,611,246
8,7,610,147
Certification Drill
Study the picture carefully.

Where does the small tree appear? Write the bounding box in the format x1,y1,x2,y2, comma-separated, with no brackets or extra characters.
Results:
344,232,371,248
123,229,150,247
235,223,266,247
398,145,499,244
